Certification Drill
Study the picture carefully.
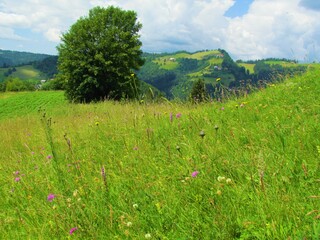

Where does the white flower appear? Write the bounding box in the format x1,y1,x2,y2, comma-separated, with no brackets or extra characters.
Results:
217,176,226,182
133,203,138,209
126,222,132,227
145,233,152,239
226,178,232,184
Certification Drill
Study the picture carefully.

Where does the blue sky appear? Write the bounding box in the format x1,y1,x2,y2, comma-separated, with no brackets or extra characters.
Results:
224,0,254,18
1,0,320,61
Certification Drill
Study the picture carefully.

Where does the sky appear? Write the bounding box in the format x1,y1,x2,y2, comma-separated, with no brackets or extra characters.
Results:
1,0,320,61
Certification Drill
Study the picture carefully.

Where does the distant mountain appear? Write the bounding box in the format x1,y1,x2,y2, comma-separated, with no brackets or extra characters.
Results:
137,50,306,99
0,49,306,99
0,49,53,67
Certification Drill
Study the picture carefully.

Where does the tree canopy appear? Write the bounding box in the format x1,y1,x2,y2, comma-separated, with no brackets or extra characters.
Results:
57,6,144,102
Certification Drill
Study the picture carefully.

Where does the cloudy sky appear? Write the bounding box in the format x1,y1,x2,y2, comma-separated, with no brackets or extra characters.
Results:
1,0,320,61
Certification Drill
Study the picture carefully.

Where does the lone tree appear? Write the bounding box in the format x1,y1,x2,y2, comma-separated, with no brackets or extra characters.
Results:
57,6,144,102
190,79,207,103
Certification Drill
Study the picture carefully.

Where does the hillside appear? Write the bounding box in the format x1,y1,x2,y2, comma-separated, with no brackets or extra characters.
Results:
138,50,306,99
0,49,307,100
0,65,319,238
0,49,52,67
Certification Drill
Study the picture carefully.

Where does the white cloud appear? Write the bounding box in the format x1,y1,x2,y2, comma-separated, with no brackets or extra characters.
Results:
0,0,320,60
0,26,27,40
225,0,320,60
44,28,62,42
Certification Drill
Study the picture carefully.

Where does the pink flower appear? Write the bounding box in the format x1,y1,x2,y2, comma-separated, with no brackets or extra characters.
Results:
15,177,21,182
170,112,173,122
176,113,182,118
192,171,199,178
47,193,55,202
221,107,225,111
14,171,20,175
47,155,53,159
69,227,78,235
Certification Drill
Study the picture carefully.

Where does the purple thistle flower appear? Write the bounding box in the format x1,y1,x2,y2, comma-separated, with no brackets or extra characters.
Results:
176,113,182,118
47,155,52,159
192,171,199,178
14,171,20,175
47,193,55,202
69,227,78,235
15,177,21,182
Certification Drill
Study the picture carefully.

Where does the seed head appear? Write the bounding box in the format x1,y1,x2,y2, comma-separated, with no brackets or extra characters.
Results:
199,130,205,138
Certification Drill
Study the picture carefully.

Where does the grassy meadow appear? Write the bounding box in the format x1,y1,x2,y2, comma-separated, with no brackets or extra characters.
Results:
0,66,319,239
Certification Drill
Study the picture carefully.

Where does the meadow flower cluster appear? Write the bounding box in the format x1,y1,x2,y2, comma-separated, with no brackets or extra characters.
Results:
1,68,320,239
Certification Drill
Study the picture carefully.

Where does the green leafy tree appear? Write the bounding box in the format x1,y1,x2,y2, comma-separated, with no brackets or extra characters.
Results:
5,77,29,92
190,79,207,103
57,6,144,102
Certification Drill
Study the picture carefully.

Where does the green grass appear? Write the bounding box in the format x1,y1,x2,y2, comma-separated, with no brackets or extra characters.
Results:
0,91,66,120
238,63,255,74
0,66,319,239
154,50,223,70
0,65,45,82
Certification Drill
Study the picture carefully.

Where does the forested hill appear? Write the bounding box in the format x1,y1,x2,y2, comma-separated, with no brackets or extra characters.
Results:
0,49,52,67
0,49,306,99
137,50,306,99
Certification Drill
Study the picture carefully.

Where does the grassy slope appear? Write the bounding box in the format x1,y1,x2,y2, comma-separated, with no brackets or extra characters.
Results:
0,66,319,239
0,65,45,82
153,50,223,70
0,91,65,120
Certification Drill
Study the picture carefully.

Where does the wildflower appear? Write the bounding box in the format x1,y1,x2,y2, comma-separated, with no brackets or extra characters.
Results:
176,113,182,118
133,203,139,209
126,222,133,227
221,107,225,111
170,112,173,122
69,227,78,235
14,171,20,175
73,190,78,197
217,176,225,182
15,177,21,182
47,155,52,159
145,233,152,239
47,193,55,202
192,171,199,178
226,178,232,184
199,130,205,138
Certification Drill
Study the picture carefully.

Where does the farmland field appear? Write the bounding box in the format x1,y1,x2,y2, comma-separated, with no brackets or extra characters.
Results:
0,65,319,239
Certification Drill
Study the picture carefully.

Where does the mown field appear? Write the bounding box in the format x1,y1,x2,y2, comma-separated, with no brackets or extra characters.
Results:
0,65,45,82
0,66,319,239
